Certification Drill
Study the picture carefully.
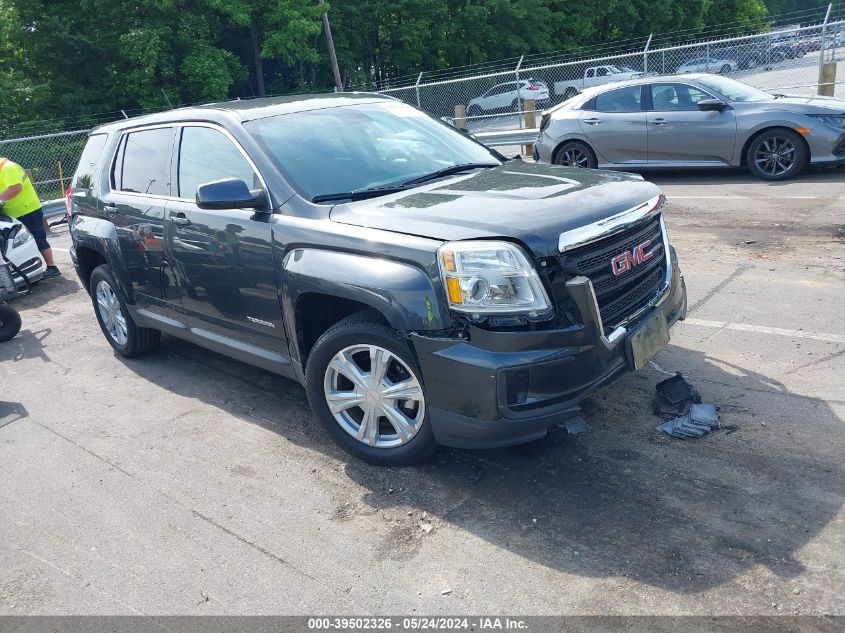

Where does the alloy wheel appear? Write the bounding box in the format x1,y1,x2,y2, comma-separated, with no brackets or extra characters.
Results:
753,136,797,177
558,147,591,168
323,344,425,448
95,279,128,346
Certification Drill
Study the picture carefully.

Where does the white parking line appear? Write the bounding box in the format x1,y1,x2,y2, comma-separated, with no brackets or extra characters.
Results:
669,195,826,200
683,318,845,344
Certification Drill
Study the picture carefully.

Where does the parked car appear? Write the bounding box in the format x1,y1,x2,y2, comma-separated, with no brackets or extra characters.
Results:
68,93,687,465
534,73,845,181
677,57,737,74
466,79,549,115
553,65,643,100
0,213,46,287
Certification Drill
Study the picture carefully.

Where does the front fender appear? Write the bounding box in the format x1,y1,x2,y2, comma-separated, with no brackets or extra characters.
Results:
70,215,134,302
282,248,450,332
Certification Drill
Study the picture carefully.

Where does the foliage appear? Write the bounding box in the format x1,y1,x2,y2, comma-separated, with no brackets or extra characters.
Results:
0,0,834,134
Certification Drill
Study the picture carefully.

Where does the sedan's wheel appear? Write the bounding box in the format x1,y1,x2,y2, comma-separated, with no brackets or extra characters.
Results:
305,312,437,465
720,64,732,74
747,129,808,181
467,105,481,117
89,264,161,356
554,141,598,169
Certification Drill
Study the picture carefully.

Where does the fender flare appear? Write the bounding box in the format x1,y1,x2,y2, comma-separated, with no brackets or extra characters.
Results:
71,216,134,301
282,247,451,333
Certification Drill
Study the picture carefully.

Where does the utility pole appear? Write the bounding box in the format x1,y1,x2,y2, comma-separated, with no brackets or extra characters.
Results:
319,0,343,92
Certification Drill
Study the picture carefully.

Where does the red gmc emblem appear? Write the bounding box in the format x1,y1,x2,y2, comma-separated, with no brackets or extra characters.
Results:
611,239,655,276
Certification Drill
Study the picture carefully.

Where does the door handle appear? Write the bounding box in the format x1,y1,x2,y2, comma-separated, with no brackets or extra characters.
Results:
583,118,603,125
649,119,669,125
169,213,191,226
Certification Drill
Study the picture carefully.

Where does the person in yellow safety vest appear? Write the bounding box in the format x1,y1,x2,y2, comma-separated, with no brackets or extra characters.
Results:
0,157,60,278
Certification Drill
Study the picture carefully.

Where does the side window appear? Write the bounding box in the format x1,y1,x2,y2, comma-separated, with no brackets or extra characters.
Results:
650,83,713,111
117,128,173,195
596,67,610,77
72,134,108,189
594,86,643,113
178,126,257,200
586,69,595,78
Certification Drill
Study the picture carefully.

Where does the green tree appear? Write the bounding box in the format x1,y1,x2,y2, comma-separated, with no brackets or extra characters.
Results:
207,0,323,96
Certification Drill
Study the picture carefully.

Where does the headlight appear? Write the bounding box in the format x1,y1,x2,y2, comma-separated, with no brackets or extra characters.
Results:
12,226,32,248
808,114,845,129
438,240,552,317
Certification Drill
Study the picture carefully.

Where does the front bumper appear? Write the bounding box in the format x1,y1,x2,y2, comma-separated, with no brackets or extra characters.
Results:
411,254,687,449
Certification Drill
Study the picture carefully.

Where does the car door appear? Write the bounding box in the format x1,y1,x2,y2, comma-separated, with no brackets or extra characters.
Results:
646,82,737,164
165,124,286,354
101,126,182,317
578,85,647,165
493,82,517,110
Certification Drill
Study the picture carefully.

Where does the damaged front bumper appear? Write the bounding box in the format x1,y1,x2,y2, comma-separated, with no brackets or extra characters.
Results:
410,253,687,449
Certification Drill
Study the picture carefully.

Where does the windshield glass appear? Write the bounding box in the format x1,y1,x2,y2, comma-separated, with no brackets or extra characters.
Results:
606,65,623,74
696,75,772,102
244,101,499,200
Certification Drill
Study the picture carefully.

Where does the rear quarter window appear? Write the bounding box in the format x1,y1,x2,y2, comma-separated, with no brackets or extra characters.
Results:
72,134,108,189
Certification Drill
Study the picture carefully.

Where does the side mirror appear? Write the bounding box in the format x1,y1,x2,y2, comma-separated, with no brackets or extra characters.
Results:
697,98,728,112
196,178,268,211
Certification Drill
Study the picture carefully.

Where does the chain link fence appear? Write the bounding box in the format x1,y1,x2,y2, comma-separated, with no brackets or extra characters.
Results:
2,6,844,197
381,12,845,133
0,129,90,203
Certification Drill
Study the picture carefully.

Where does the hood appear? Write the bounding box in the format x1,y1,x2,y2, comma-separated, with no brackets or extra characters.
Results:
329,161,661,258
752,95,845,115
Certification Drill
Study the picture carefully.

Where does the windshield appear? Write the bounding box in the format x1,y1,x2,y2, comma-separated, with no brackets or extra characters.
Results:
696,75,772,102
606,65,623,74
244,101,499,200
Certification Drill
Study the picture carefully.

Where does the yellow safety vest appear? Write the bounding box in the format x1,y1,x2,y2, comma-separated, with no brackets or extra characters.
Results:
0,159,42,219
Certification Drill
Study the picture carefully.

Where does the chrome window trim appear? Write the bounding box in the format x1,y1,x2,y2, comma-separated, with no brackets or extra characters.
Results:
107,123,177,197
173,122,270,203
558,193,665,253
106,121,271,209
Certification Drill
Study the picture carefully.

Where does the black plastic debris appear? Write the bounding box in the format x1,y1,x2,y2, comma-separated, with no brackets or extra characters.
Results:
654,372,701,417
657,403,720,439
563,416,592,435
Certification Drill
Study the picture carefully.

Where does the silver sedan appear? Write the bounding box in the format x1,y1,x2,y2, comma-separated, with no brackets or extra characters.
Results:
534,74,845,180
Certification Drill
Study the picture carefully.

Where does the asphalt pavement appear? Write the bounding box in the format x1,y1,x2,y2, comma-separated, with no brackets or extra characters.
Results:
1,168,843,615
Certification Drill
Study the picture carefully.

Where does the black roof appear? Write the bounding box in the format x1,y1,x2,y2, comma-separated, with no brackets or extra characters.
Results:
92,92,392,134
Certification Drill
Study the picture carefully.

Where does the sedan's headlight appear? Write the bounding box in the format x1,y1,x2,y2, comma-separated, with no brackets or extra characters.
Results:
808,114,845,129
438,240,552,317
12,226,32,248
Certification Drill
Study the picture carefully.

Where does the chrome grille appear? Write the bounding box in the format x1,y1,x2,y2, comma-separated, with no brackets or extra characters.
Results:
559,216,667,330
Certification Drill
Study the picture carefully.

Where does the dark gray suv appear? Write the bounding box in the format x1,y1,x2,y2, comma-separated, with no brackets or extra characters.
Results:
68,93,687,465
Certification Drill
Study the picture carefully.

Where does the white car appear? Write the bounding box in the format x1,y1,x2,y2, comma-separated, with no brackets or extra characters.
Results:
677,57,738,74
467,79,550,116
0,215,46,288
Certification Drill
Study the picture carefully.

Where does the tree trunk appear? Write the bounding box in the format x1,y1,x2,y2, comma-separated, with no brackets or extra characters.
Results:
250,17,266,97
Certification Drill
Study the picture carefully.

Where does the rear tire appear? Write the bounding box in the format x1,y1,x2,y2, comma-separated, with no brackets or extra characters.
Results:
305,311,437,466
746,129,808,181
720,64,732,74
0,304,22,342
89,264,161,357
563,87,578,100
554,141,598,169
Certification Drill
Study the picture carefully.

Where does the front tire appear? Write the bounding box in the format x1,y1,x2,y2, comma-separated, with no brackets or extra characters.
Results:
305,312,437,466
720,64,732,74
89,264,161,357
0,304,22,342
746,129,808,181
554,141,598,169
467,104,481,117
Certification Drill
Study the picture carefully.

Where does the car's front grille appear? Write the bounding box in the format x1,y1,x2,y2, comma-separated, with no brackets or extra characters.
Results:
558,216,668,331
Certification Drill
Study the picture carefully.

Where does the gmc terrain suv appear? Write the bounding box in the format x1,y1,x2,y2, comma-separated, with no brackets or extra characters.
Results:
68,94,687,465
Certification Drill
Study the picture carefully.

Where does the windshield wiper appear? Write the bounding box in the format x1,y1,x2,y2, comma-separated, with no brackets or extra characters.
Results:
311,185,410,203
401,162,498,187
